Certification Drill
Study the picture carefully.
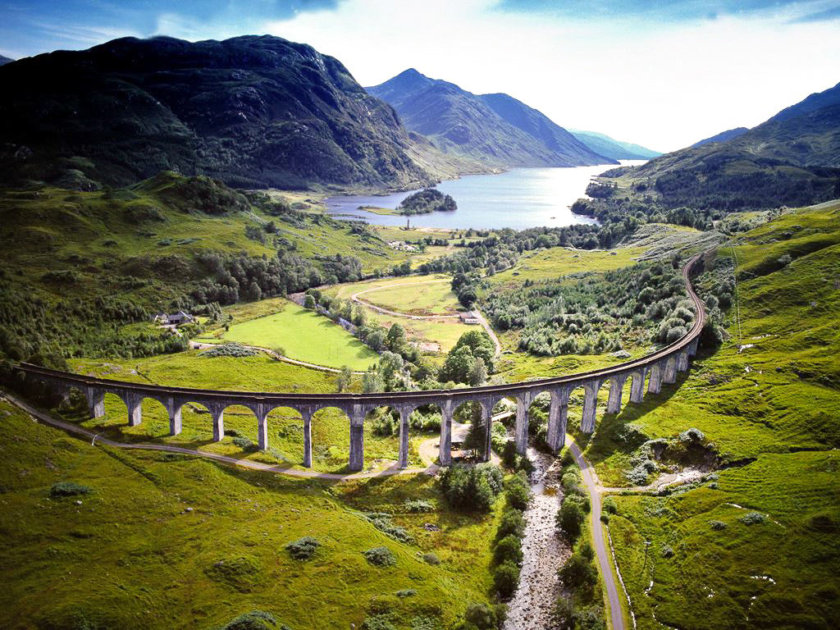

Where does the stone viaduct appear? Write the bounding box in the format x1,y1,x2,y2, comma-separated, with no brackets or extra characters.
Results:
17,255,706,472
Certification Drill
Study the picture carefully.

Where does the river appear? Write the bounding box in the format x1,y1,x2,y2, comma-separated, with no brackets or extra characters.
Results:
503,447,570,630
325,161,645,230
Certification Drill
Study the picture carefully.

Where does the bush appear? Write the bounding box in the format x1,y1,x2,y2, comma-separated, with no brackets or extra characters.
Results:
396,589,416,598
285,536,319,561
561,471,581,491
493,535,523,566
740,511,766,525
709,520,727,530
364,513,414,544
493,561,520,598
464,603,497,629
661,545,674,558
439,464,503,512
404,499,434,513
422,553,441,566
557,501,584,541
49,481,91,497
364,547,396,567
559,553,597,590
679,427,705,442
362,615,397,630
602,497,617,514
564,493,590,514
233,436,258,452
222,610,290,630
505,473,531,511
496,508,526,541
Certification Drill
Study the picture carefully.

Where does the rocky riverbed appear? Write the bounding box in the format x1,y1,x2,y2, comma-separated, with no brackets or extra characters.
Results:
503,447,571,630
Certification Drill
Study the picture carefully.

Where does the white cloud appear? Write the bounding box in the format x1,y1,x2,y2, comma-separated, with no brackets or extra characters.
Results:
256,0,840,151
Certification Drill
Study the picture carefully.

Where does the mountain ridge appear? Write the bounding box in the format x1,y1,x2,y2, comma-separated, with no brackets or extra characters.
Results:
367,69,615,169
569,130,660,160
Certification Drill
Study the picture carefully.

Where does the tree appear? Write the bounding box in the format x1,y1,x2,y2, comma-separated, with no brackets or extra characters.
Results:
452,330,495,372
304,294,316,309
468,357,487,386
439,345,475,384
386,323,406,350
336,365,352,392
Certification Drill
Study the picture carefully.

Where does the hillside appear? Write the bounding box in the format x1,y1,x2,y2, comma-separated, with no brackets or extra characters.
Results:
367,69,612,169
627,81,840,211
690,126,748,148
0,36,433,191
0,55,12,66
583,201,840,628
570,129,660,160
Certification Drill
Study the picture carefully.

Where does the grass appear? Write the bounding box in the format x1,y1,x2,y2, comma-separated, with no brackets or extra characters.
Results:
0,399,502,630
490,246,646,286
584,201,840,629
360,280,461,316
204,299,379,370
68,352,434,473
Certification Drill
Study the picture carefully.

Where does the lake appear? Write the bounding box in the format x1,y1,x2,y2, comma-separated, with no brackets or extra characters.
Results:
325,161,645,230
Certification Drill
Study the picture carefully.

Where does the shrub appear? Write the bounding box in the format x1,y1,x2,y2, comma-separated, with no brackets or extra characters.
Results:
285,536,319,560
740,511,766,525
464,603,497,629
565,493,590,514
709,520,727,530
602,497,618,514
493,561,520,598
422,553,441,565
362,615,397,630
561,471,581,491
493,535,523,566
496,508,526,541
505,473,531,511
561,449,575,468
439,464,503,512
222,610,290,630
404,499,434,513
558,501,584,541
600,513,610,524
233,436,258,452
364,513,414,544
200,342,257,358
364,547,396,567
50,481,91,497
559,553,597,590
661,545,675,558
396,589,417,598
679,427,705,442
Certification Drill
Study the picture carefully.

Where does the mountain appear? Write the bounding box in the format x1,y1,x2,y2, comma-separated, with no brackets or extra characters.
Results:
0,36,433,190
690,127,748,148
570,130,660,160
367,69,613,169
0,55,13,66
630,81,840,210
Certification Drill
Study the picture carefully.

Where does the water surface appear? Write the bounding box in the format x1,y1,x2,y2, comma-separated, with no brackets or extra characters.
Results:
326,161,644,230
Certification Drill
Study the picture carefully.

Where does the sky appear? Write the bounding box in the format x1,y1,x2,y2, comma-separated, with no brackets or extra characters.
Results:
1,0,839,151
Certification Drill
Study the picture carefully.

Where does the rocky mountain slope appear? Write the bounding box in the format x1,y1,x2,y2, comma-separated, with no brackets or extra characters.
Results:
367,69,613,169
0,36,433,191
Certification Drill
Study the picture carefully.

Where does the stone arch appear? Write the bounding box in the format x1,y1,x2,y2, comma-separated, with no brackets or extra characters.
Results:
309,404,364,472
450,399,485,461
407,401,449,467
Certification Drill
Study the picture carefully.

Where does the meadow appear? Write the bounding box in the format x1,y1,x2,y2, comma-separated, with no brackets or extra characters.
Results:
0,399,502,630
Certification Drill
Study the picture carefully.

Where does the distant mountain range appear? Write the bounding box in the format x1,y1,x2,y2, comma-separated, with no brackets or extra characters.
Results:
569,130,660,160
632,80,840,210
367,69,616,169
0,36,433,190
0,55,13,66
690,127,748,148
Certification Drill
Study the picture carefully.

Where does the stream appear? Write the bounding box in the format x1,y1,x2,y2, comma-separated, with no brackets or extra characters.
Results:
503,446,570,629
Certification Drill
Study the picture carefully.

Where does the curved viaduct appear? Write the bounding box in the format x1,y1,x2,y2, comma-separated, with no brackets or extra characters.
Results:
17,255,706,472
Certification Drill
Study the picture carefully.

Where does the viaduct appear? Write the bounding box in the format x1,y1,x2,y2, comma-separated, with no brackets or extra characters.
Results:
16,255,706,472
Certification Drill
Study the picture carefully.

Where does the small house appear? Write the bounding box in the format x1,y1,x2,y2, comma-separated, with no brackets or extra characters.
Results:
459,311,481,325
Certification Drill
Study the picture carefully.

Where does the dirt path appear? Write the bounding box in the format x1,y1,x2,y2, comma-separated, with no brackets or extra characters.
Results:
351,278,502,359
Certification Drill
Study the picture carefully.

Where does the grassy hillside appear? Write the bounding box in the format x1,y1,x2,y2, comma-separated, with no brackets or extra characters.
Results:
585,200,840,628
0,398,501,629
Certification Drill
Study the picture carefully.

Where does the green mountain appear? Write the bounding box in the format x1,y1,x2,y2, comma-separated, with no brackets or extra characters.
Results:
569,130,660,160
630,81,840,210
0,36,433,191
690,126,748,148
367,69,613,169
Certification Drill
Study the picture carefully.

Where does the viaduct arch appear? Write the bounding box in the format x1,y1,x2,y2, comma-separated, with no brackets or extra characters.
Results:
17,254,706,472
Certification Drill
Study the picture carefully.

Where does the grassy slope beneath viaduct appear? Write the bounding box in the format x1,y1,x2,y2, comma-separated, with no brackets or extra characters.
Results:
0,397,501,630
589,201,840,629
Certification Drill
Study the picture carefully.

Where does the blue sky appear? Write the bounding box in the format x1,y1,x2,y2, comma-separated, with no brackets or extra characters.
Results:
2,0,839,150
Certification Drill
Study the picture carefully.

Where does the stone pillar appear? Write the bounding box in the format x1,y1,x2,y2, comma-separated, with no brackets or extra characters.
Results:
478,399,493,462
514,394,532,455
688,338,699,357
398,407,411,469
301,409,313,468
348,406,365,472
438,400,453,467
677,350,689,372
607,376,626,414
126,393,143,427
167,397,182,436
256,403,270,450
663,357,677,384
546,389,569,453
85,387,105,419
581,382,599,433
648,364,662,394
210,405,225,442
630,368,646,403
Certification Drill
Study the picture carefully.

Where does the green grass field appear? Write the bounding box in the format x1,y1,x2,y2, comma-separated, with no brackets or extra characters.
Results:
206,300,379,370
490,246,646,286
361,280,461,316
585,201,840,628
0,399,502,629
